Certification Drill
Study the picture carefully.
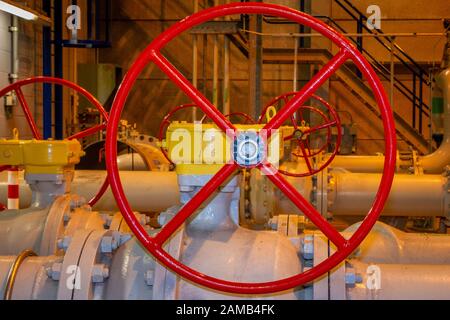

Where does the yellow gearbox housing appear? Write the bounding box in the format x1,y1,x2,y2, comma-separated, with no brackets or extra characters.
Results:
0,138,84,175
166,122,289,175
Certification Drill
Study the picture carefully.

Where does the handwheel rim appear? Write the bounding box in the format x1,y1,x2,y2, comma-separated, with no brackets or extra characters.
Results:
105,3,396,294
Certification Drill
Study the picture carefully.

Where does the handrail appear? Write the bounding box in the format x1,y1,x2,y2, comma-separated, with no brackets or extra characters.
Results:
262,14,431,114
336,0,431,84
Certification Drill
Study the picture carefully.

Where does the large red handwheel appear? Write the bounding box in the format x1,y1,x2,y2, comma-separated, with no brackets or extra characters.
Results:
106,3,396,294
0,76,110,207
262,93,342,177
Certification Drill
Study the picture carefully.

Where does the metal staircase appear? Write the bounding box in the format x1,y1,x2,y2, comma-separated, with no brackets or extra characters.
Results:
228,0,434,154
263,48,431,154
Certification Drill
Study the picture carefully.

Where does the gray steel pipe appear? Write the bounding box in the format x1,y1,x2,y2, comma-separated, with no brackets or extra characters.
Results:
348,261,450,300
344,222,450,264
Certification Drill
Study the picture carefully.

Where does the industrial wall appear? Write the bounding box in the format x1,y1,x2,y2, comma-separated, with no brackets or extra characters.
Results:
99,0,449,155
0,9,41,139
0,1,447,154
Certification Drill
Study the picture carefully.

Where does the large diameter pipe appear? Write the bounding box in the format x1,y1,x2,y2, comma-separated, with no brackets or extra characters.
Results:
329,172,447,216
348,261,450,300
344,222,450,264
0,171,180,212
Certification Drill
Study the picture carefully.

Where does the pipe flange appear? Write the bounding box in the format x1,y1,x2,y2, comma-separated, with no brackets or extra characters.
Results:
54,229,130,300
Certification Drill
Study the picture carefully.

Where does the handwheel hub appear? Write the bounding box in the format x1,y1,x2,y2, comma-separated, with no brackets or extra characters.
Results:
294,129,305,140
233,131,266,168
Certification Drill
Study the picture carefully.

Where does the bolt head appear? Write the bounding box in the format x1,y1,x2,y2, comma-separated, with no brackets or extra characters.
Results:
57,236,71,251
92,264,109,283
47,262,62,281
100,236,117,253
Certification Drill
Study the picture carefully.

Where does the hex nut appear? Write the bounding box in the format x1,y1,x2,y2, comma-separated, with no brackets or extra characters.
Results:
101,236,118,253
57,236,71,251
92,264,109,283
47,262,62,281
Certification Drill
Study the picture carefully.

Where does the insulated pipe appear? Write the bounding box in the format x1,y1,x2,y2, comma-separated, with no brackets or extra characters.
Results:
1,169,448,216
331,155,386,173
0,171,180,212
329,172,447,217
73,171,180,212
419,67,450,173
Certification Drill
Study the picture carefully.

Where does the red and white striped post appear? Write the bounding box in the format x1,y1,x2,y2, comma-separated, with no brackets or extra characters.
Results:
7,167,19,210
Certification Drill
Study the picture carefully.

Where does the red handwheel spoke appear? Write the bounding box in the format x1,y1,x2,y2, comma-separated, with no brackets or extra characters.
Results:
261,164,348,249
15,88,41,139
88,176,109,207
298,141,313,173
303,120,337,135
153,163,238,246
264,49,349,133
68,123,106,140
149,50,235,133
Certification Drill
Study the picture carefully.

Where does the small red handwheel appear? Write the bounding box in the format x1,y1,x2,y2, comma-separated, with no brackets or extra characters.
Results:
224,112,255,124
261,93,342,177
106,3,396,294
0,76,110,207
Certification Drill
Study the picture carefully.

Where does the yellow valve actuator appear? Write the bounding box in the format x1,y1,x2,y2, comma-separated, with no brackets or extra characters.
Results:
0,137,85,175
